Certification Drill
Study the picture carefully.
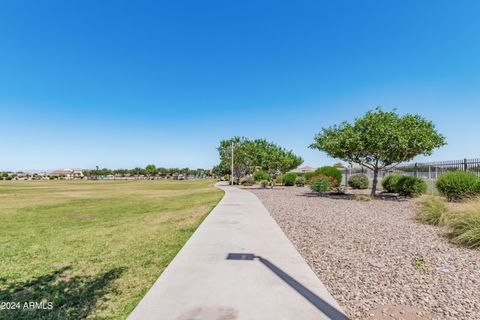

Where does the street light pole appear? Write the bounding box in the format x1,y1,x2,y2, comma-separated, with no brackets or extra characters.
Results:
230,142,235,185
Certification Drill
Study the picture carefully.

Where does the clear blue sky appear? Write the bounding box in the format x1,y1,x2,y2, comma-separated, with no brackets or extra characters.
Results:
1,0,479,171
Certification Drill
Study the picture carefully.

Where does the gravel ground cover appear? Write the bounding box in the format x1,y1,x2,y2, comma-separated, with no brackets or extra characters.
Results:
249,186,480,320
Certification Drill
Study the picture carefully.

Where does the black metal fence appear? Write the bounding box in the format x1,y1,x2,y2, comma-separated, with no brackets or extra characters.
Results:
392,158,480,180
341,158,480,186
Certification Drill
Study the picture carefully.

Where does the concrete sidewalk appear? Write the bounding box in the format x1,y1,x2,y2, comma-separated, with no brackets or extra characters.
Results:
128,184,348,320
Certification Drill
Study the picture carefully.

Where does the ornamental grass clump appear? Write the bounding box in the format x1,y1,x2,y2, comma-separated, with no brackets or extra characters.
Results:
354,194,373,201
259,180,269,189
448,199,480,248
416,195,449,226
240,176,255,186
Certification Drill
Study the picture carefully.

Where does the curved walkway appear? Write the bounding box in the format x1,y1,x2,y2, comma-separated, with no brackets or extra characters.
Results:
128,184,347,320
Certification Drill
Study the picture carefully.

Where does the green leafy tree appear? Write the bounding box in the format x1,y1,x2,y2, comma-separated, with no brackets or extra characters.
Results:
145,164,157,176
250,139,303,180
217,137,303,185
212,163,230,177
310,108,446,196
217,137,255,184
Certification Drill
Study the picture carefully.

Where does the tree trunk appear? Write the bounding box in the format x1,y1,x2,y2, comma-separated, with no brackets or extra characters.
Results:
371,168,379,197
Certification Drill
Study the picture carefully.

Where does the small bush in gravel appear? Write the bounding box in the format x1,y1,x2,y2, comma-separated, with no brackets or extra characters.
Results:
310,178,331,193
283,172,297,186
416,195,449,226
259,180,269,189
436,171,480,201
412,256,430,272
381,173,402,193
253,171,270,182
396,176,427,197
448,199,480,248
312,174,337,187
314,166,342,187
240,176,255,186
295,176,306,187
348,174,369,189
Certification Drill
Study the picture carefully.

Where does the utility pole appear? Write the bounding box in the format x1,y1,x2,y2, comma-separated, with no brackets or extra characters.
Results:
230,142,235,185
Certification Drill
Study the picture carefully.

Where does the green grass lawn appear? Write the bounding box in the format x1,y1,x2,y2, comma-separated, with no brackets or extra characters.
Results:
0,179,223,319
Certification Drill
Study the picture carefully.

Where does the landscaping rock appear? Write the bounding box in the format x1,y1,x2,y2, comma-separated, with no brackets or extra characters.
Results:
250,187,480,320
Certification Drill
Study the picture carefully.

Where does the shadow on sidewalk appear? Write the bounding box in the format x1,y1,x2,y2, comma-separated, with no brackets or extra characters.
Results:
226,253,349,320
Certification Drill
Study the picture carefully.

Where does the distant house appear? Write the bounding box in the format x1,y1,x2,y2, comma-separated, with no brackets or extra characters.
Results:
32,172,48,180
49,168,84,179
14,172,29,180
291,166,315,174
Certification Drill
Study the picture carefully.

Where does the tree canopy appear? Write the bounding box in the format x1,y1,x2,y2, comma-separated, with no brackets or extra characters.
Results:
145,164,157,176
310,108,446,195
217,137,303,183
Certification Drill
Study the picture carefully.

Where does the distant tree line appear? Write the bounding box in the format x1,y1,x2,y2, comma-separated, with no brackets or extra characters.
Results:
84,165,212,178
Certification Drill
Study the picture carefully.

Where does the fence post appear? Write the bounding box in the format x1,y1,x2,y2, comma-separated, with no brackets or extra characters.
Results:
464,158,468,171
414,163,418,177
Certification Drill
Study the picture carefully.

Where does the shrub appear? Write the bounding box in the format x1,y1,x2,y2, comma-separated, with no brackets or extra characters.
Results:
381,173,402,193
259,180,269,189
283,172,297,186
312,174,336,186
448,199,480,248
348,174,369,189
310,178,331,193
253,171,270,182
314,166,342,187
396,176,427,197
416,195,449,225
5,176,12,181
240,176,255,186
436,171,480,201
304,172,316,183
295,176,306,187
